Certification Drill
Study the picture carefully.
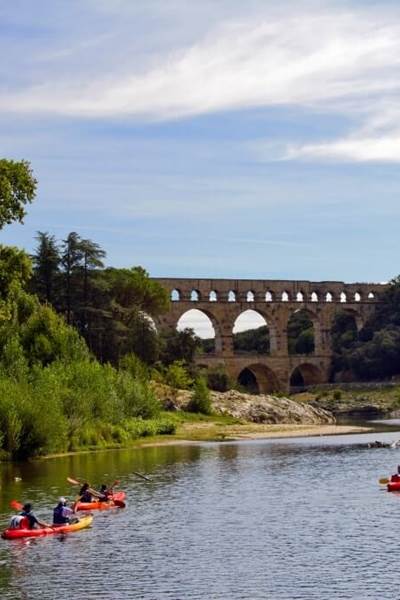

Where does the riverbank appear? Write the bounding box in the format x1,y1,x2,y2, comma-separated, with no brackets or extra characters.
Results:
292,384,400,418
147,421,372,443
39,418,372,459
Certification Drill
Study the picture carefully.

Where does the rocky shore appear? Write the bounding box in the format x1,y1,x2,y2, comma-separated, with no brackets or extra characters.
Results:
156,384,335,425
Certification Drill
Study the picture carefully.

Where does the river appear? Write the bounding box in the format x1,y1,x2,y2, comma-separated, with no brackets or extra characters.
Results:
1,427,400,599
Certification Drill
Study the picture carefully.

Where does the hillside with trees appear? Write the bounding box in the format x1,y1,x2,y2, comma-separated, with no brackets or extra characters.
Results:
0,159,208,460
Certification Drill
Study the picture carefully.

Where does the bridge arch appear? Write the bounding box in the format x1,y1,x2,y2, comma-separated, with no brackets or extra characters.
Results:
237,363,281,394
289,363,323,388
232,309,271,355
176,308,222,353
232,308,278,354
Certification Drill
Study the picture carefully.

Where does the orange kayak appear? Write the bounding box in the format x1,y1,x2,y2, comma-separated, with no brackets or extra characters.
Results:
2,515,93,540
75,491,126,511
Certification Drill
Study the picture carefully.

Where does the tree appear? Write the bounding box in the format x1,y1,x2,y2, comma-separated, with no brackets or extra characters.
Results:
159,327,201,365
288,311,315,355
125,310,160,364
31,232,61,304
331,277,400,380
79,238,106,307
61,232,83,324
0,159,37,228
232,325,270,354
0,245,32,299
187,376,212,414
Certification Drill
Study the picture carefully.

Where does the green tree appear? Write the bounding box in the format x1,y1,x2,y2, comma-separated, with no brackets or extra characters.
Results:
187,376,212,414
233,325,270,354
0,159,37,228
0,245,32,299
164,360,193,389
331,278,400,380
287,311,315,355
31,231,61,303
159,327,201,365
61,232,83,324
89,267,169,363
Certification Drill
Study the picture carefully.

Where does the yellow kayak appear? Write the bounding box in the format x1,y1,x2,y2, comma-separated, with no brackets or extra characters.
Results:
2,515,93,539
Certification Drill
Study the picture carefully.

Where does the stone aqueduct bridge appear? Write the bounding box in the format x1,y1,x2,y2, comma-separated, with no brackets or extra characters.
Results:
153,278,388,393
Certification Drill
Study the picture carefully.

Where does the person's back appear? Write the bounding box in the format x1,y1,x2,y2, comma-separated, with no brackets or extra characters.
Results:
53,498,74,525
9,515,28,529
20,503,48,529
98,484,111,501
79,483,92,503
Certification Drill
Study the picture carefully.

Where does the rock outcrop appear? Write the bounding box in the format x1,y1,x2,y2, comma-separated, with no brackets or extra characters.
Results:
209,390,334,424
154,384,335,424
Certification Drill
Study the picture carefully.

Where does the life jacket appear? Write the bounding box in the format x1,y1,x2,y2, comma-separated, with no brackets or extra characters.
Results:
10,515,29,529
53,505,69,525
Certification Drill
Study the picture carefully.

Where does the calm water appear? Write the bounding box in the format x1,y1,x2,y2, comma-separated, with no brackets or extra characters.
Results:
1,429,400,599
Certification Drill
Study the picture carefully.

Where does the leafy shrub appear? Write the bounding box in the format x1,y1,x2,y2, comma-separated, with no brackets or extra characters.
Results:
207,367,232,392
187,377,212,415
119,353,150,381
163,360,193,389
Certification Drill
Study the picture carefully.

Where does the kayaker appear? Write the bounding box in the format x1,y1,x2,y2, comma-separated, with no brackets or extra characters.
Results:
98,484,112,501
78,482,105,503
20,503,49,529
79,483,93,503
53,497,78,526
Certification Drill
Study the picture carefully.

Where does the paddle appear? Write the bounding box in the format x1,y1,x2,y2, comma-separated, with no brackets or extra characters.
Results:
132,471,151,482
68,477,122,501
67,477,103,498
379,478,389,485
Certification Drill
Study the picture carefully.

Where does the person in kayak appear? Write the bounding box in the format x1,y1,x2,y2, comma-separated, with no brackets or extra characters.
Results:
78,482,104,503
53,497,78,526
20,503,49,529
78,483,93,503
98,484,113,501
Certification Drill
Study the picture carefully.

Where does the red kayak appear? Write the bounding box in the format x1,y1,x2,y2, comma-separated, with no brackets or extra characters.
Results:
74,491,126,511
2,515,93,540
387,474,400,492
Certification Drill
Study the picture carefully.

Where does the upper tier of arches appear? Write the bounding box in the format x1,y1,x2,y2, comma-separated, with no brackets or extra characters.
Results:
169,287,380,304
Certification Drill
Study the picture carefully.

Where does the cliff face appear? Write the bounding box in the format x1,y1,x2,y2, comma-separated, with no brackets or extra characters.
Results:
155,384,335,425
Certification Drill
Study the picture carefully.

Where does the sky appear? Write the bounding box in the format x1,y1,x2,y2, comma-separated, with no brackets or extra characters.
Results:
1,0,400,290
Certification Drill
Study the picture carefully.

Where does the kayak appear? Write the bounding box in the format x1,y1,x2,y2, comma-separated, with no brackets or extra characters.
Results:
387,475,400,492
75,491,126,511
2,515,93,540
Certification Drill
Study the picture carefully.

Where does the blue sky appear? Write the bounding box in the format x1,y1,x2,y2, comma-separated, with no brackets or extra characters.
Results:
1,0,400,283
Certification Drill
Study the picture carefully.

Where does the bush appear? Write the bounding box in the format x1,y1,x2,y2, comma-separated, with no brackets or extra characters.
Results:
207,367,232,392
119,353,150,381
333,390,342,400
163,360,193,390
187,377,212,415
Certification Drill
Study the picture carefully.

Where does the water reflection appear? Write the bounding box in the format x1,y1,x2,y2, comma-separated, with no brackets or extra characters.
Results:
1,432,400,599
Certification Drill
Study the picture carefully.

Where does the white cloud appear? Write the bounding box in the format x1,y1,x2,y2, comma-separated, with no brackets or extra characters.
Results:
2,6,400,119
3,2,400,162
286,134,400,162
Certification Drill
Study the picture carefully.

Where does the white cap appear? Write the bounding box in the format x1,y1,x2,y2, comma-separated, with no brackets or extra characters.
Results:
59,497,67,504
